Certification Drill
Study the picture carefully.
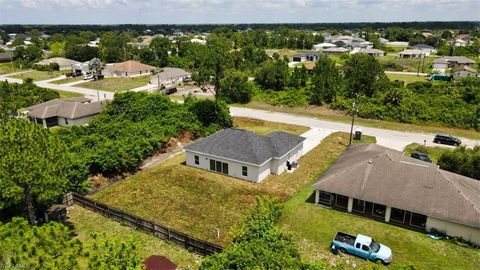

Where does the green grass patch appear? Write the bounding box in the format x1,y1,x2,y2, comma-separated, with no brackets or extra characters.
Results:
386,73,428,84
232,101,480,140
279,184,480,269
91,130,352,246
50,76,83,85
54,89,84,99
77,76,151,92
233,116,309,136
67,206,201,268
403,143,452,163
0,62,18,75
379,55,435,73
9,70,65,81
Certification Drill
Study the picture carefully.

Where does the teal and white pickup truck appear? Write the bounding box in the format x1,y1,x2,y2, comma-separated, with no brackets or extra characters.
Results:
331,232,392,265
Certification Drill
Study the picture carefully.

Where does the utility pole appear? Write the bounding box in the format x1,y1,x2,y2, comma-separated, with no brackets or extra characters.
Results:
349,100,357,146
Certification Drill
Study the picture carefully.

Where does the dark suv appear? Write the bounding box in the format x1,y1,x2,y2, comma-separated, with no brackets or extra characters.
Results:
411,152,432,163
433,134,461,146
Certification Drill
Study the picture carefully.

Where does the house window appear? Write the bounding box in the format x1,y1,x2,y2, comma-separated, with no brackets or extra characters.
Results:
335,194,349,209
222,163,229,175
352,199,365,213
65,118,69,125
194,155,199,165
372,204,386,219
215,161,222,173
390,208,406,224
242,166,248,176
210,160,215,171
410,212,427,228
318,191,332,204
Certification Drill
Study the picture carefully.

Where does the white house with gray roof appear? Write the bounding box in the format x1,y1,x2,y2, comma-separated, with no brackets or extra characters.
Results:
185,128,306,183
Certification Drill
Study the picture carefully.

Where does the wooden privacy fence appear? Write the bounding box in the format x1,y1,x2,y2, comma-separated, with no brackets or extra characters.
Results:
64,192,223,256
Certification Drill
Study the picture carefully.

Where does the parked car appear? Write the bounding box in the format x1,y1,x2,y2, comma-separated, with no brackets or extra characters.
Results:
331,232,392,265
83,74,94,80
165,87,177,95
411,152,432,163
433,134,461,146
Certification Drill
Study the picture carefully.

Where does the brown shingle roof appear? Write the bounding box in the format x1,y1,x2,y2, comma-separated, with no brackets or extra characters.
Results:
312,144,480,228
106,60,158,73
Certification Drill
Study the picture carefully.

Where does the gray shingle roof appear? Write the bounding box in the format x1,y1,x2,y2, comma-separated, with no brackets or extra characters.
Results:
312,144,480,228
432,56,476,65
185,128,305,165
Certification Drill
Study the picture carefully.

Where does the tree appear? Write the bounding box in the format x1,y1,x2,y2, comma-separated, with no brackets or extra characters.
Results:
343,54,388,98
13,45,42,68
255,59,290,91
87,238,143,270
219,71,254,104
149,37,172,67
89,58,104,80
99,32,133,63
200,197,306,269
185,97,233,133
0,120,72,224
0,217,83,269
49,42,65,57
438,146,480,180
310,55,343,104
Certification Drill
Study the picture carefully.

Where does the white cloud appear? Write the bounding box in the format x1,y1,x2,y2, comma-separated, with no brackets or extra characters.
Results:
18,0,151,9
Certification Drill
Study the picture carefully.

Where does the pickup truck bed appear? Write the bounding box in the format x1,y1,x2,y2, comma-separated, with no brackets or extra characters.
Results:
334,232,356,246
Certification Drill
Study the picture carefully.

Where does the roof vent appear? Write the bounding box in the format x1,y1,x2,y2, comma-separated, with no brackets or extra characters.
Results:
368,160,373,164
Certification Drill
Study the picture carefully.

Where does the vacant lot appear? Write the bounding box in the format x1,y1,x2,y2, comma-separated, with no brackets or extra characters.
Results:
233,101,480,140
378,55,435,73
77,76,150,92
50,76,83,85
233,117,309,136
0,62,18,75
279,184,480,269
68,206,201,268
403,143,452,163
54,89,84,99
386,73,428,84
9,70,65,81
91,126,356,246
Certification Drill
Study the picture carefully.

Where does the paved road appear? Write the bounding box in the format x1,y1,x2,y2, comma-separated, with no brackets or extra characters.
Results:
384,71,428,77
230,107,479,151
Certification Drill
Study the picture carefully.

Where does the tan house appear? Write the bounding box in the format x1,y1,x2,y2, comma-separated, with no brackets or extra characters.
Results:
25,97,105,128
453,66,478,79
432,56,476,73
36,57,80,70
103,60,158,77
312,144,480,245
358,48,385,57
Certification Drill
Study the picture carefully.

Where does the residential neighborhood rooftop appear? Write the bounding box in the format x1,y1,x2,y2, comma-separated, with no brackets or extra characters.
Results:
25,98,105,120
432,56,476,65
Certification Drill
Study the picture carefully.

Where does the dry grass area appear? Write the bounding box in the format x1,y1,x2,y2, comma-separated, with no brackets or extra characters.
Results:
91,132,352,246
9,70,65,81
77,76,150,92
67,206,201,268
233,117,309,136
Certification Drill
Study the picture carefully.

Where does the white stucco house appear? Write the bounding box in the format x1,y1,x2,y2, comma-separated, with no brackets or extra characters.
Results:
185,128,306,183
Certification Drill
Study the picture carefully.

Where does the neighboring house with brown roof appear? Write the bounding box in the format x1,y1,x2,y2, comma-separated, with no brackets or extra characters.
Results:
312,144,480,244
397,49,425,58
453,66,478,80
185,128,305,183
432,56,476,73
36,57,80,70
24,97,105,128
103,60,158,77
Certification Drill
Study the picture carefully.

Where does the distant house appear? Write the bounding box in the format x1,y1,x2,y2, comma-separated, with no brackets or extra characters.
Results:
312,42,337,51
386,41,409,47
455,34,473,47
312,144,480,245
358,48,385,57
190,38,207,45
150,67,191,86
411,44,436,56
453,66,478,80
397,49,425,58
0,52,13,63
432,56,476,73
322,47,350,55
72,60,94,75
36,57,80,70
292,51,320,62
185,128,305,183
25,97,105,128
103,60,158,78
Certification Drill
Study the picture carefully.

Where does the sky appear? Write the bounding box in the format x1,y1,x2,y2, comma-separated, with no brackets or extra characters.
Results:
0,0,479,24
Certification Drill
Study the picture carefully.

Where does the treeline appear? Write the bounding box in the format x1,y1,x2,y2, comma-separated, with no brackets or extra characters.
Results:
1,21,478,35
439,146,480,180
0,80,59,123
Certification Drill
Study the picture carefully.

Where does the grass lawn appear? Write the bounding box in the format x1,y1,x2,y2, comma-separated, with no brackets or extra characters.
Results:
55,89,84,99
378,55,435,73
403,143,452,163
67,206,201,269
233,117,309,136
232,101,480,140
77,76,150,92
91,124,359,246
0,62,18,75
50,76,83,85
9,70,65,81
279,182,480,269
386,73,428,84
